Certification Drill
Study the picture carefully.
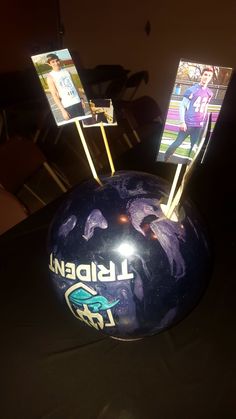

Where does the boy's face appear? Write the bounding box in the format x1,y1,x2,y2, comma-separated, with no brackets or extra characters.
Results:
48,58,61,71
200,70,213,86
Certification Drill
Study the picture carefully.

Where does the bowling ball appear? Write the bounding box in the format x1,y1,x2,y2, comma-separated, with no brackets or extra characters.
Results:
48,171,210,340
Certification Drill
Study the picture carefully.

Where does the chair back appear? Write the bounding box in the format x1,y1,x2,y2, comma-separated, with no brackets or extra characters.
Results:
0,138,45,193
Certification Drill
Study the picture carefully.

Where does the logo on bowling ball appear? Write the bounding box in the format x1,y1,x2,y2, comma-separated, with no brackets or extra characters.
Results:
65,282,119,330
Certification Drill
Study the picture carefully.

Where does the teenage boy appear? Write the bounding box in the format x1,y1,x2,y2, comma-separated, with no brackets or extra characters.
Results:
164,67,213,162
46,53,86,121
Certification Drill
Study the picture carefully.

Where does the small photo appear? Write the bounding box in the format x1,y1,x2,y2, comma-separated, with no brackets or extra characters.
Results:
82,99,117,128
156,59,233,165
31,49,92,126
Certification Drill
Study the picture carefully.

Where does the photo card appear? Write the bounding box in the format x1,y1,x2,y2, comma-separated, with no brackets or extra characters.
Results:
156,59,233,165
82,99,117,128
31,48,92,126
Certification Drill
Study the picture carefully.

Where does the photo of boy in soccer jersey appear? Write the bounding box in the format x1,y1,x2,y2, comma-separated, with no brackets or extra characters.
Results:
164,67,213,162
156,60,232,165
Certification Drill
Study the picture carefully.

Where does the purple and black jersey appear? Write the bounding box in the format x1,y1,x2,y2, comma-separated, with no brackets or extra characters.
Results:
183,84,213,127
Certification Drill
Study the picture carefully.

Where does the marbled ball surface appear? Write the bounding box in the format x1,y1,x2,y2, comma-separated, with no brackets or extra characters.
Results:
48,171,210,340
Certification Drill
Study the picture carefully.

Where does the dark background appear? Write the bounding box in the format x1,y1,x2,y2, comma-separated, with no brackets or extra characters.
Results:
1,1,236,109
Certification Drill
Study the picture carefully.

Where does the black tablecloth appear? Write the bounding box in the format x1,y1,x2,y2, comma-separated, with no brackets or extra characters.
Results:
1,118,236,419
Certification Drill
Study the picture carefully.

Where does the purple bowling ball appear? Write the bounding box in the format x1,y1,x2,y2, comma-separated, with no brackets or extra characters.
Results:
48,171,210,340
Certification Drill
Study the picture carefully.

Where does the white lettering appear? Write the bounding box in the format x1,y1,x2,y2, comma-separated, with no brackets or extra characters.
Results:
54,258,65,276
65,262,76,280
97,262,116,282
91,262,97,282
117,259,134,280
49,254,134,283
76,264,91,282
49,253,55,272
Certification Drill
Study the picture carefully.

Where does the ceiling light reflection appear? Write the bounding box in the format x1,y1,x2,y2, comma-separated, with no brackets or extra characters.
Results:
117,242,135,257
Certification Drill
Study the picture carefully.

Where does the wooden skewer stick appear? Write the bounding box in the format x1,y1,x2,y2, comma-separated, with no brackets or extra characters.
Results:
165,163,182,216
166,175,185,219
75,120,102,186
100,122,115,176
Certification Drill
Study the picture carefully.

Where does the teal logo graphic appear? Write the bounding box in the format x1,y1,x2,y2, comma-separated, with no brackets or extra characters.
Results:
69,288,119,313
65,283,119,330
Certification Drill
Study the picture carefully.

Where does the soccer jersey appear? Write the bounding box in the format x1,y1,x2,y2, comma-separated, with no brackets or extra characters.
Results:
49,69,81,108
183,83,213,127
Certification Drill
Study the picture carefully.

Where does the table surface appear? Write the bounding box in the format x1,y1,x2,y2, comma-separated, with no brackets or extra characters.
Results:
1,122,236,419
